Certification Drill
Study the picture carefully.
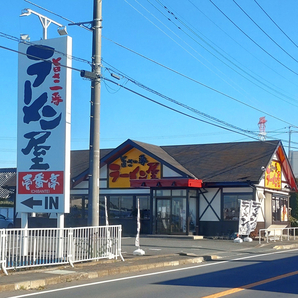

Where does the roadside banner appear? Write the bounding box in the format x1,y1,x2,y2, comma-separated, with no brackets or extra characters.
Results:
105,196,111,250
135,198,140,248
238,200,261,236
105,196,109,226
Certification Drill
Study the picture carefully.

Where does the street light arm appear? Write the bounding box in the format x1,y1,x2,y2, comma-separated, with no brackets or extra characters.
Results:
20,8,66,39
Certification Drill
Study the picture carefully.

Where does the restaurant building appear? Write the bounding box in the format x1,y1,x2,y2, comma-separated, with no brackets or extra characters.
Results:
68,139,297,236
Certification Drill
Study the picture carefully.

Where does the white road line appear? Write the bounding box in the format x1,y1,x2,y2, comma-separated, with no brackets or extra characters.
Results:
7,248,298,298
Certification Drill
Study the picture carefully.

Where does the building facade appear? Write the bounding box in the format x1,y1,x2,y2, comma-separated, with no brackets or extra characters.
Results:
68,139,297,237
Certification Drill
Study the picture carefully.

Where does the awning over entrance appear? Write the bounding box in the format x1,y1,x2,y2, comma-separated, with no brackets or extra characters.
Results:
130,178,202,188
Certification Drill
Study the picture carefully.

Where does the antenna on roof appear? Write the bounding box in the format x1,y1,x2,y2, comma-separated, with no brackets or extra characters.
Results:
258,117,267,141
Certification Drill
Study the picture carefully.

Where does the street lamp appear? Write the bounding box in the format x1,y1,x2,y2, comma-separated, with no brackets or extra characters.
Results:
20,8,67,40
20,34,30,42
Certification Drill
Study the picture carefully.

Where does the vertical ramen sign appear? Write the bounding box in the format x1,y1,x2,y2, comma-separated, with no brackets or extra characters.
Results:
16,37,72,214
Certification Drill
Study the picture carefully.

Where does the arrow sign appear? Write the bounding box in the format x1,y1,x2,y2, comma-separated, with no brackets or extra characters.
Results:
21,197,43,209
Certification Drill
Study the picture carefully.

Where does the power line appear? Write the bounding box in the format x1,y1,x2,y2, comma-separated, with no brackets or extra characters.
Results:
105,66,260,137
0,44,82,72
102,40,298,129
24,0,92,31
2,43,298,149
233,0,298,65
102,76,261,141
103,75,298,151
104,65,298,149
2,30,284,131
137,0,274,105
0,31,91,65
209,0,298,76
187,0,298,88
254,0,298,49
3,29,298,132
149,0,298,107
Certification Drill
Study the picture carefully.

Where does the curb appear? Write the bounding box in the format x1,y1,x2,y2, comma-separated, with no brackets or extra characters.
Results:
0,255,218,292
273,243,298,250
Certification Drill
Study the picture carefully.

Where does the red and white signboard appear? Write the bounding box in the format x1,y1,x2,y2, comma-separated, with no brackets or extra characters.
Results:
16,36,72,213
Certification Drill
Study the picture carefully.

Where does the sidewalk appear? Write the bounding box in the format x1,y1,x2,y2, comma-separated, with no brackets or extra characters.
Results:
0,236,297,292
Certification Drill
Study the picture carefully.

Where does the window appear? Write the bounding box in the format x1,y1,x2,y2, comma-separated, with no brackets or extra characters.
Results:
155,189,171,197
138,196,150,219
223,194,253,221
109,196,133,218
272,196,288,222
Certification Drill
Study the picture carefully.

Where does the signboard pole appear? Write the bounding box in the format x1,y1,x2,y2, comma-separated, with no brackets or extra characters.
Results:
17,15,71,233
18,10,71,263
57,213,64,258
21,213,28,256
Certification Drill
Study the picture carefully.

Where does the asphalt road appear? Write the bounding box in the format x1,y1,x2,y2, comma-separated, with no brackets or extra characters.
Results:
2,247,298,298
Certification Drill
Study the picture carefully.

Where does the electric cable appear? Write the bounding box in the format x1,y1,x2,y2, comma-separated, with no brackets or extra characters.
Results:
0,31,91,66
104,65,298,149
0,44,82,72
187,0,298,88
209,0,298,76
24,0,92,31
233,0,298,65
103,75,298,151
2,31,298,133
149,0,298,106
101,43,298,129
254,0,298,49
102,76,261,141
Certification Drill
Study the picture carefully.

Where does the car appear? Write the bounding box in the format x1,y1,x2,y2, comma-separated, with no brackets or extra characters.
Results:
0,214,13,228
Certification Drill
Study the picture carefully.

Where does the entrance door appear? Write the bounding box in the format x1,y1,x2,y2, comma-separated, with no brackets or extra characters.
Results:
171,198,187,234
156,199,171,234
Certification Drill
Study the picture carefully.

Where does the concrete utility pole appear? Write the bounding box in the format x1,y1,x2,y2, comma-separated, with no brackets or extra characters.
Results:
88,0,102,226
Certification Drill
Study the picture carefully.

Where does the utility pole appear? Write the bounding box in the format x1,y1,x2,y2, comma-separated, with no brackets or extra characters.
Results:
88,0,102,226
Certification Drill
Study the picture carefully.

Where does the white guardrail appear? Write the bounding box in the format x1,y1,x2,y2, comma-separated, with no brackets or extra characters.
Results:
258,227,298,244
0,225,124,275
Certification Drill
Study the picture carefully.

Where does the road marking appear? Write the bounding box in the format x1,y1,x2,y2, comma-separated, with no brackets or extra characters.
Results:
8,248,298,298
201,270,298,298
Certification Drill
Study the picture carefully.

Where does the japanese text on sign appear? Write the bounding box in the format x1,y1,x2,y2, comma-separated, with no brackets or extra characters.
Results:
21,45,63,170
108,148,161,188
265,161,281,190
18,171,64,194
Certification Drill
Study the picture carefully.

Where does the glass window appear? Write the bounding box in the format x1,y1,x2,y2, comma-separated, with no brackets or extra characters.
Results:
223,194,253,221
121,196,133,218
109,196,133,218
172,189,186,196
171,198,187,233
189,189,197,197
188,197,197,233
138,196,150,219
109,196,120,218
155,190,171,197
272,196,288,222
67,196,87,219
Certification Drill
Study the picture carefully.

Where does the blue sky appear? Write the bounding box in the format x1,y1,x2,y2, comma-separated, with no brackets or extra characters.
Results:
1,0,298,168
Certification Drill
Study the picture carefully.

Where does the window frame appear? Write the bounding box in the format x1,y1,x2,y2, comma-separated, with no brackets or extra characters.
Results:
222,192,254,221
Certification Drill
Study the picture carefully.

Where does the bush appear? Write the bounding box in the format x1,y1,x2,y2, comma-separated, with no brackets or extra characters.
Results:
289,215,298,227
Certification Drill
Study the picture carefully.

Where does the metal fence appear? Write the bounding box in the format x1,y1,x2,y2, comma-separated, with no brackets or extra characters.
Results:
258,227,298,244
0,225,124,275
